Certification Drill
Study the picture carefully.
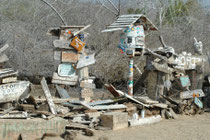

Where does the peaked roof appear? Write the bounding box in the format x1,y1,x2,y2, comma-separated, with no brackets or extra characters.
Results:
102,14,158,33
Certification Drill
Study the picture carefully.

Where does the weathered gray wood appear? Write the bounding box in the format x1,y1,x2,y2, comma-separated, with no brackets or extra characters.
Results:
180,89,205,99
52,73,78,86
88,99,115,106
152,62,173,74
73,24,91,36
56,85,71,106
152,103,168,109
0,81,30,103
91,104,127,110
169,108,178,119
134,96,159,104
41,78,57,115
0,44,9,55
117,91,150,107
0,54,9,63
56,85,70,99
133,70,149,94
53,40,73,49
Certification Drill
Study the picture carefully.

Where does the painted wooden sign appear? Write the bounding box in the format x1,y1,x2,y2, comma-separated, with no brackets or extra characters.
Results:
180,89,205,99
61,51,79,63
58,63,76,77
0,81,30,103
180,76,191,87
70,36,85,52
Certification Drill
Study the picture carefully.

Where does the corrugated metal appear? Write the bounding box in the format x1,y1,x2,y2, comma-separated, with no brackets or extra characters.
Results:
102,14,158,32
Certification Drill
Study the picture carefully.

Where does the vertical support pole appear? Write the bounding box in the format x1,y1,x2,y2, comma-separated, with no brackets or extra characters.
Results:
128,57,134,96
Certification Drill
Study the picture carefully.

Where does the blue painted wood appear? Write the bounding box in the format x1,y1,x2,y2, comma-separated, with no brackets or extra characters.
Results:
180,76,191,87
194,97,203,108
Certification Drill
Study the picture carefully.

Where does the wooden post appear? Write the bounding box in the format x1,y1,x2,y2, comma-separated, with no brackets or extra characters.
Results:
128,58,134,96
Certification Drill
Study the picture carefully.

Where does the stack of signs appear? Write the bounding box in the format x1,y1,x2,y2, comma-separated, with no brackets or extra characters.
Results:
48,25,95,87
0,44,31,103
0,44,18,84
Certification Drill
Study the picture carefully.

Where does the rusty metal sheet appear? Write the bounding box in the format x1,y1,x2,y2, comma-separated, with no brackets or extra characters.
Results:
0,81,30,103
61,51,79,63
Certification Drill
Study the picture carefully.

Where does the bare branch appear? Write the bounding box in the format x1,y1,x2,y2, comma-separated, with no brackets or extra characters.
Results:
40,0,67,25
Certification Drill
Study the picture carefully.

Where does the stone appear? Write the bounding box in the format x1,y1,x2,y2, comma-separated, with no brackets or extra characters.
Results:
100,112,128,130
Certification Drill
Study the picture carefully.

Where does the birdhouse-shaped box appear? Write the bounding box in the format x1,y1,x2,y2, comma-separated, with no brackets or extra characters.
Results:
102,14,158,56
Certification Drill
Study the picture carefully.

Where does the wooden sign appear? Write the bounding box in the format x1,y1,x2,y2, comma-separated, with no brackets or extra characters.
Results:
58,63,76,77
70,36,85,52
180,76,191,87
62,51,79,63
0,81,30,103
180,89,205,99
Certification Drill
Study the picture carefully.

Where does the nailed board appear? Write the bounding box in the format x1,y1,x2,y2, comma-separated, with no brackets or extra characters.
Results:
62,51,79,63
41,78,57,115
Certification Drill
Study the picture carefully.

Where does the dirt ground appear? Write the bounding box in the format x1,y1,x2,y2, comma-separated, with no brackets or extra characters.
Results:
76,113,210,140
30,85,210,140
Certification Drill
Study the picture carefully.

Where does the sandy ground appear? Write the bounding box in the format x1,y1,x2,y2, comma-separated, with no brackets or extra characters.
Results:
76,113,210,140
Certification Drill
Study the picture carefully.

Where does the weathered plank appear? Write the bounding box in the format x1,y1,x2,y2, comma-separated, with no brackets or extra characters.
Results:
0,54,9,63
76,53,96,69
133,70,149,94
41,78,57,115
134,96,159,104
73,24,91,36
56,85,70,99
117,91,150,107
2,77,17,84
53,39,73,49
180,89,205,99
52,73,78,86
0,44,10,55
61,51,79,63
104,84,121,97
